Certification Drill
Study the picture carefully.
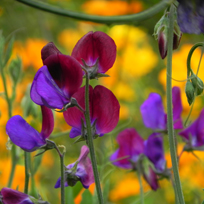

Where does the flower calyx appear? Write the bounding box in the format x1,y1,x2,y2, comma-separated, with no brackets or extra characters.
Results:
65,161,80,187
55,98,84,113
35,140,56,157
81,58,109,79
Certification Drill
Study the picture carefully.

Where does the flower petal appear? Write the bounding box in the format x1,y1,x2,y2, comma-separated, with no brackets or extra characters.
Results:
179,109,204,147
6,116,46,152
41,42,62,63
110,128,144,169
140,93,166,130
92,85,120,135
30,66,68,109
1,188,33,204
76,146,94,188
144,133,165,173
172,86,183,129
71,31,116,73
40,106,54,139
54,177,68,188
63,86,93,130
69,128,81,138
44,54,83,98
177,0,204,34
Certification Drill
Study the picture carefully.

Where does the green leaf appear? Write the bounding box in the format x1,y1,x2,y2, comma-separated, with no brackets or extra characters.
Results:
103,180,110,204
4,35,15,67
65,187,74,204
81,189,93,204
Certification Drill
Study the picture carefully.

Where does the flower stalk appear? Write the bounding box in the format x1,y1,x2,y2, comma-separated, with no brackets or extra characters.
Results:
83,69,104,204
166,4,185,204
24,151,30,194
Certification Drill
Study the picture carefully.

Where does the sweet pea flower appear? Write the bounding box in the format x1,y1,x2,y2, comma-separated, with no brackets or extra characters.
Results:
30,42,83,109
63,85,120,139
140,86,183,131
110,128,166,190
6,106,54,152
71,31,116,79
179,109,204,150
177,0,204,34
55,145,94,189
0,188,49,204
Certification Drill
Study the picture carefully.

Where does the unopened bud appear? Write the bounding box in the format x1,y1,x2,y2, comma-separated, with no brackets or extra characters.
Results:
154,12,182,59
185,80,195,105
191,74,203,96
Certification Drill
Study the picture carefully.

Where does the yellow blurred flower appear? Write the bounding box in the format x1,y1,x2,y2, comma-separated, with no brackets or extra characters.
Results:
82,1,143,16
109,172,150,202
12,39,48,70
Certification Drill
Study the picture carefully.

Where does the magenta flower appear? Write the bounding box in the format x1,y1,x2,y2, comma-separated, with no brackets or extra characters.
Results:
30,42,83,109
6,106,54,152
179,109,204,149
177,0,204,34
140,86,183,131
0,188,34,204
55,145,94,189
71,31,116,78
63,85,120,139
110,128,166,190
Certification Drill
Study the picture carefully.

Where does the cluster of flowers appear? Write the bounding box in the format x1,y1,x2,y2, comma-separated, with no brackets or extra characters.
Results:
1,31,120,203
110,85,204,190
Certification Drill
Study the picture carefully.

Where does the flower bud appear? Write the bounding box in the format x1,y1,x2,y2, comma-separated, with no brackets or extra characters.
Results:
191,73,204,96
154,12,182,59
185,80,195,105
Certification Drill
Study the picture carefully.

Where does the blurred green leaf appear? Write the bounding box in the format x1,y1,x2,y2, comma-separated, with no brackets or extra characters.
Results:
4,35,14,67
81,189,93,204
0,31,5,69
9,56,22,86
103,180,110,204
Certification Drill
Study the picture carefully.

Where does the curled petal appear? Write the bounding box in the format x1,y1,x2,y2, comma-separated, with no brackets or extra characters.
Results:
41,42,61,63
110,128,144,169
92,85,120,135
144,133,165,173
140,93,166,130
172,86,183,129
1,188,33,204
30,66,68,109
179,109,204,147
6,116,46,152
40,106,54,139
71,31,116,73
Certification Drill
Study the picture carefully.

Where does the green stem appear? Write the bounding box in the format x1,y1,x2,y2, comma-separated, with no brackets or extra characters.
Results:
60,153,65,204
136,168,144,204
84,70,104,204
1,58,17,188
24,151,30,194
16,0,172,24
166,4,185,204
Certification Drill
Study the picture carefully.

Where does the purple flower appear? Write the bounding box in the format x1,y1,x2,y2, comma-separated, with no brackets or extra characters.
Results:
140,86,183,131
177,0,204,34
179,109,204,149
71,31,116,78
55,145,94,189
110,128,166,190
30,42,83,109
0,188,49,204
6,106,54,152
63,85,120,139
